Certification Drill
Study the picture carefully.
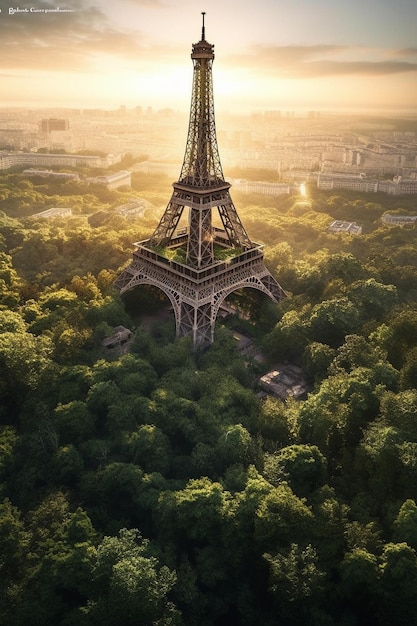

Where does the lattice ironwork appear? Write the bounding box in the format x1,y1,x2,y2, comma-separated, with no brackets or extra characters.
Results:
178,35,223,187
147,15,252,265
115,14,286,348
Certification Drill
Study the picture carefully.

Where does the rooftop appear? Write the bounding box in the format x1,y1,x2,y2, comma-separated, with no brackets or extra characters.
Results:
259,364,309,401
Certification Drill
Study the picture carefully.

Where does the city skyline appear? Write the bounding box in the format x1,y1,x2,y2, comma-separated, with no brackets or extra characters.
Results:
1,0,417,114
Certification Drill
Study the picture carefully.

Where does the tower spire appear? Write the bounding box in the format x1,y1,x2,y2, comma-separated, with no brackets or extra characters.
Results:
115,17,286,348
201,11,206,41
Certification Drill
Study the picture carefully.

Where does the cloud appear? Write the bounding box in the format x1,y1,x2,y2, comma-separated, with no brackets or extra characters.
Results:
0,0,147,71
227,45,417,79
394,48,417,58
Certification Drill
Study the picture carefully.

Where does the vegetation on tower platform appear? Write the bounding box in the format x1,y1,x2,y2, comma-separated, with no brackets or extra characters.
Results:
2,166,417,625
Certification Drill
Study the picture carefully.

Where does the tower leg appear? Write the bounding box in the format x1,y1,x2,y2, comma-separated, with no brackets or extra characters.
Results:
179,300,213,347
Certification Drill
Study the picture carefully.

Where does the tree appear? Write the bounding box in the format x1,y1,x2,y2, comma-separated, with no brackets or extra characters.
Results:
0,498,28,582
0,253,24,308
86,380,122,421
0,331,55,413
91,354,157,397
4,495,99,626
399,346,417,390
125,424,172,474
159,478,228,544
298,365,391,460
54,401,95,445
378,542,417,625
254,483,314,549
317,252,367,286
302,341,335,384
264,445,327,498
338,548,380,621
264,543,325,619
375,310,417,369
256,395,291,445
263,307,311,360
82,462,144,526
87,528,179,626
380,390,417,441
356,419,403,507
51,444,85,485
0,425,17,484
393,500,417,550
216,424,253,469
311,486,349,565
329,333,389,375
309,297,361,347
0,310,26,333
345,278,398,321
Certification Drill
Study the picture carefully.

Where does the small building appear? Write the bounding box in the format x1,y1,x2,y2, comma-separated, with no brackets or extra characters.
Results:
381,213,417,226
31,207,72,219
101,326,133,350
87,170,131,189
259,364,309,400
328,220,362,235
115,199,150,217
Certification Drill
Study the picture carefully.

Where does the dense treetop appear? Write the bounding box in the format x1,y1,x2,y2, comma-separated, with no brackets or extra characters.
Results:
1,166,417,624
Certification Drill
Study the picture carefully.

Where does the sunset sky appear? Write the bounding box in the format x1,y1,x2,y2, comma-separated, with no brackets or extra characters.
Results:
1,0,417,113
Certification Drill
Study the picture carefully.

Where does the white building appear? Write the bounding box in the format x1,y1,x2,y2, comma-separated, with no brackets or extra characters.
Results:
382,213,417,225
31,207,72,219
0,151,121,170
318,172,417,195
87,170,131,189
328,220,363,235
231,179,291,196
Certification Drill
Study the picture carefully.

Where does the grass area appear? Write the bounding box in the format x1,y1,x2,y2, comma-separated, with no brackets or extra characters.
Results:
151,243,242,263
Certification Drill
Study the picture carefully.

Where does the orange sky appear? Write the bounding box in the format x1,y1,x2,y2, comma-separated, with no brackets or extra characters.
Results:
1,0,417,114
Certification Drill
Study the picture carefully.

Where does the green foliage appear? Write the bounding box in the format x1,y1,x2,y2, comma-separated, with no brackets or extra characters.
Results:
254,483,314,549
264,543,325,614
393,500,417,549
2,169,417,624
87,528,179,626
264,445,327,497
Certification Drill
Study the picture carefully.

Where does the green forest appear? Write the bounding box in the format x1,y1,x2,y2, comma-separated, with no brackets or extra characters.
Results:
2,165,417,625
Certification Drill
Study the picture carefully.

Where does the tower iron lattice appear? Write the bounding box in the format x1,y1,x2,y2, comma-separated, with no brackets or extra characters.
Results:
115,13,286,347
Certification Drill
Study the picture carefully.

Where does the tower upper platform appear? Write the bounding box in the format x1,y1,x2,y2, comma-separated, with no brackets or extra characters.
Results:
191,11,214,60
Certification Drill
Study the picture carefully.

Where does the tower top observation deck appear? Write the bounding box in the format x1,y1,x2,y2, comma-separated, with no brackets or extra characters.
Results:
192,12,214,60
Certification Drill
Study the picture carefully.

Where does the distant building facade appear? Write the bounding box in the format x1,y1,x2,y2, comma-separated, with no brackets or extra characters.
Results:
22,168,79,181
0,151,121,170
231,179,291,196
40,118,69,133
318,172,417,195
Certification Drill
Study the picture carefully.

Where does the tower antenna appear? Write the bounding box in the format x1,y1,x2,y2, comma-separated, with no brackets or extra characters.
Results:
201,11,206,40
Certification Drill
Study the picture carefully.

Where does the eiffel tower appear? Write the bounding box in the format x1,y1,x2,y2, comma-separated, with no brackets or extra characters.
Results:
115,13,286,347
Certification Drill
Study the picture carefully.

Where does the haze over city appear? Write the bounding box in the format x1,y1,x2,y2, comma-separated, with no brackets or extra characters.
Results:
1,0,417,114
